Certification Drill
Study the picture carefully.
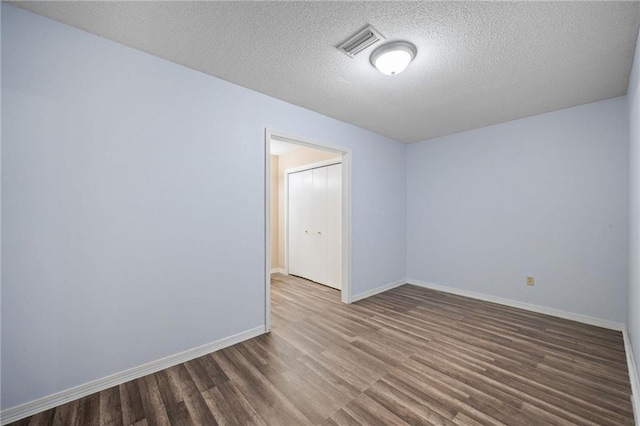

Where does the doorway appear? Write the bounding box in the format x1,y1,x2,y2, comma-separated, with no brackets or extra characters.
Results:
264,130,352,332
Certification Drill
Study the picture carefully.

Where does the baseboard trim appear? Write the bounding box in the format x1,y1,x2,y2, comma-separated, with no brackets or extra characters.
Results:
623,326,640,425
0,325,265,425
270,268,286,275
407,279,624,331
351,278,407,303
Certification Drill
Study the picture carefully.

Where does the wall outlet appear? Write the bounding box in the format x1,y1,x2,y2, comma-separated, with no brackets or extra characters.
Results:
526,276,535,286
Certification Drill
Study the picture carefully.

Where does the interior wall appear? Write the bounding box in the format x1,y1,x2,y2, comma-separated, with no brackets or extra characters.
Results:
270,155,279,269
276,146,341,270
1,4,407,409
407,97,629,323
628,28,640,387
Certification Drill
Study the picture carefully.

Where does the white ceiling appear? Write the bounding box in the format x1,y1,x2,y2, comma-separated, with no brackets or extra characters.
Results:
11,1,640,143
270,140,301,157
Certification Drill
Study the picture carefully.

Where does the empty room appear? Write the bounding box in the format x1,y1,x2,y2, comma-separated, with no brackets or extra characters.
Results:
2,1,640,425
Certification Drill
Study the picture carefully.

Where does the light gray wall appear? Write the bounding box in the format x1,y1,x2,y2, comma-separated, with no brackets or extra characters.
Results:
1,5,406,409
407,97,629,323
628,29,640,387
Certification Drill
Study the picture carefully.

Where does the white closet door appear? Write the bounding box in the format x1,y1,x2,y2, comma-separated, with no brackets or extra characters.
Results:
326,164,342,289
287,163,342,290
311,167,328,285
288,170,313,279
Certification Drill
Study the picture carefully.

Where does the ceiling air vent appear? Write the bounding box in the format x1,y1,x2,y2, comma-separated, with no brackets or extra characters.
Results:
337,25,385,58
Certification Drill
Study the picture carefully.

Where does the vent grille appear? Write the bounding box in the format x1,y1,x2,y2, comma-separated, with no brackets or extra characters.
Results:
337,25,384,58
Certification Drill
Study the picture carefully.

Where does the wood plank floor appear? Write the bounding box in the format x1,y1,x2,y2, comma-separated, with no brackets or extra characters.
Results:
10,274,634,425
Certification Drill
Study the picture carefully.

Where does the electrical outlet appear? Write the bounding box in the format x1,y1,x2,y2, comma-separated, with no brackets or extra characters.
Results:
526,276,535,286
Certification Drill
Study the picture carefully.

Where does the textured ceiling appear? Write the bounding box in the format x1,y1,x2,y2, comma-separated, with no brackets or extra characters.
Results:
10,1,640,143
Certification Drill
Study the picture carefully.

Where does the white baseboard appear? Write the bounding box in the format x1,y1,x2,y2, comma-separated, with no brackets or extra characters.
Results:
0,326,265,425
351,278,407,303
270,268,286,275
623,326,640,425
407,279,624,331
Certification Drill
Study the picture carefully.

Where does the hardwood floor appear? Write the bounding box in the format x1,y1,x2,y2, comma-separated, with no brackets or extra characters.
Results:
10,274,635,425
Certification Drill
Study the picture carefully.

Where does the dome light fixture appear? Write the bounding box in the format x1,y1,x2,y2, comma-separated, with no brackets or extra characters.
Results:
370,41,417,76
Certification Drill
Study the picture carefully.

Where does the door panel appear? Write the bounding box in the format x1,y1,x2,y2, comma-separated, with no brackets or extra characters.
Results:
288,170,313,278
326,164,342,290
311,167,328,285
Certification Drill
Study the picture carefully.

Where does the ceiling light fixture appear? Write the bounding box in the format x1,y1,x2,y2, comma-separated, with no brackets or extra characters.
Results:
370,41,417,76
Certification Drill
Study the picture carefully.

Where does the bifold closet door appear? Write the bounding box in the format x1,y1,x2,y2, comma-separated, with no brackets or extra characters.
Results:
310,166,329,285
326,164,342,289
288,169,313,280
287,163,342,290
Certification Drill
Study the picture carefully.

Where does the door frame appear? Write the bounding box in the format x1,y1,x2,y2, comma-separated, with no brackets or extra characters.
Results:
264,129,353,332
